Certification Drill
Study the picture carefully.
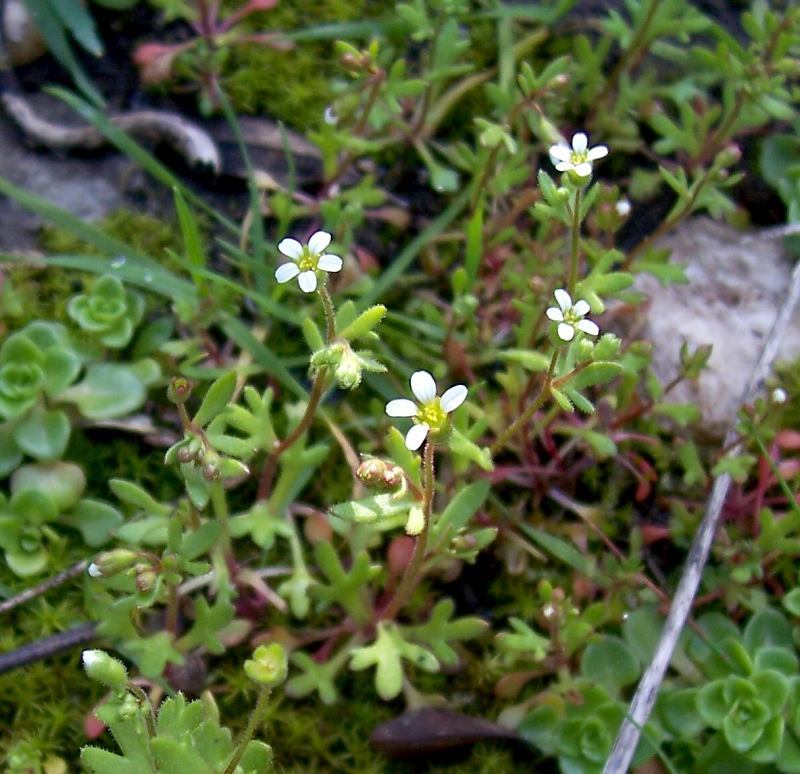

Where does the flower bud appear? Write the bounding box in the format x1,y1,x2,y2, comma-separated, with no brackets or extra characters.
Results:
88,549,140,579
167,377,192,404
82,649,128,690
404,505,426,536
135,564,157,593
334,343,363,390
243,643,288,687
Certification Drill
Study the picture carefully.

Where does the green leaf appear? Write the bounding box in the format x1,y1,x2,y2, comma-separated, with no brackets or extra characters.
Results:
177,597,234,654
59,364,146,419
744,608,794,654
286,651,342,705
431,480,490,545
464,200,483,290
81,746,144,774
194,371,237,428
337,305,387,340
11,461,85,511
173,187,207,293
448,427,493,471
519,524,598,581
179,522,221,561
109,479,171,516
500,349,550,371
784,589,800,618
622,606,663,667
63,498,123,546
330,493,413,524
42,347,81,397
580,636,639,694
568,362,623,390
696,680,729,728
302,318,325,352
313,542,376,624
406,599,488,666
151,738,211,771
658,688,705,738
12,407,70,461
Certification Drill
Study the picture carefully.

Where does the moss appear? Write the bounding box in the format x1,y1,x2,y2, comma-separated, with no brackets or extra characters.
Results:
220,0,392,130
39,207,184,263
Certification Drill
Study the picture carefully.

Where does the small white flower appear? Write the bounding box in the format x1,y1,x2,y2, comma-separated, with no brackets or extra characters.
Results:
549,132,608,179
87,562,103,578
546,289,600,342
772,388,788,404
385,370,468,451
323,105,338,126
275,230,343,293
615,198,631,217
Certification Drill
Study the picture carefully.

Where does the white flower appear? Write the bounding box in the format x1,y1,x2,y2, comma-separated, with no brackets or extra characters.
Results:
87,562,103,578
385,370,468,451
549,132,608,179
546,289,600,342
275,230,343,293
615,198,631,217
772,388,788,404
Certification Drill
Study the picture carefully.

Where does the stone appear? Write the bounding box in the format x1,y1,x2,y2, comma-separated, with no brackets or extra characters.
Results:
633,217,800,436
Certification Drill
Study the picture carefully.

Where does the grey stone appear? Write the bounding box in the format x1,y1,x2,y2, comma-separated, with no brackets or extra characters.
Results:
634,217,800,436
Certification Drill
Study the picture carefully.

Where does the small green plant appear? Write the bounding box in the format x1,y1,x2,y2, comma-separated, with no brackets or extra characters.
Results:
80,647,279,773
67,275,145,349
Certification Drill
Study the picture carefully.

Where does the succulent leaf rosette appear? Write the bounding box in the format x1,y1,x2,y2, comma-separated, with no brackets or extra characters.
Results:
67,274,145,348
0,322,80,420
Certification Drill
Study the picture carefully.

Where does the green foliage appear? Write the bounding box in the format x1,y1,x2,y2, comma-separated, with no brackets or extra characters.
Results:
67,275,145,349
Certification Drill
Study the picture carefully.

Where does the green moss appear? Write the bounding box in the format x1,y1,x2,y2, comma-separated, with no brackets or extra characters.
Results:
39,207,184,262
220,0,391,130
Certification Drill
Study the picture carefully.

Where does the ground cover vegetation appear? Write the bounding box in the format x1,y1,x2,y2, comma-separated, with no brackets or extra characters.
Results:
0,0,799,771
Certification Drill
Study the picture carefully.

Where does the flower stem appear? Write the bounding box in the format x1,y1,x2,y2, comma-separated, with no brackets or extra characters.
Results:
318,284,337,343
223,683,272,774
379,442,435,621
210,481,232,558
491,349,559,454
568,187,582,294
256,370,328,500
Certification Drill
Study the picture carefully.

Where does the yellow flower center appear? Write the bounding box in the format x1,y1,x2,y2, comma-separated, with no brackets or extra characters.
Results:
570,150,589,165
298,248,318,272
415,398,448,434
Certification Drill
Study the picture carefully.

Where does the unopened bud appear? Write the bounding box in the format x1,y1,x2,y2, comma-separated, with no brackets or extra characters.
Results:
82,649,128,690
167,377,192,404
88,549,139,578
135,564,157,593
244,643,288,687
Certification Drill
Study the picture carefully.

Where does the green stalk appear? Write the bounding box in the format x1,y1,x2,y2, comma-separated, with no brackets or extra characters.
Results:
379,441,435,621
491,349,559,453
223,683,272,774
318,284,337,343
568,187,582,294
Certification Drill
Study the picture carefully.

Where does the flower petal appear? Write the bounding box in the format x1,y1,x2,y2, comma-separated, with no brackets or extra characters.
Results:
385,398,418,417
574,162,593,177
546,307,564,322
572,132,588,152
317,254,343,272
577,319,599,336
308,230,332,254
557,322,575,341
573,299,590,317
554,288,572,312
555,161,573,172
410,370,437,403
441,384,468,412
278,238,303,259
405,423,429,451
588,145,608,161
275,262,300,283
549,144,571,162
298,270,317,293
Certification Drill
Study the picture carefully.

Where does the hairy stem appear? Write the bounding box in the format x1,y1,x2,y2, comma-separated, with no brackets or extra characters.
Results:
223,683,272,774
318,284,337,343
568,187,582,294
379,442,435,621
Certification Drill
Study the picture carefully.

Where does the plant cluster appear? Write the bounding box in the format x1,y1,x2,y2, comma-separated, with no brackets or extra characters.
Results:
0,0,798,771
